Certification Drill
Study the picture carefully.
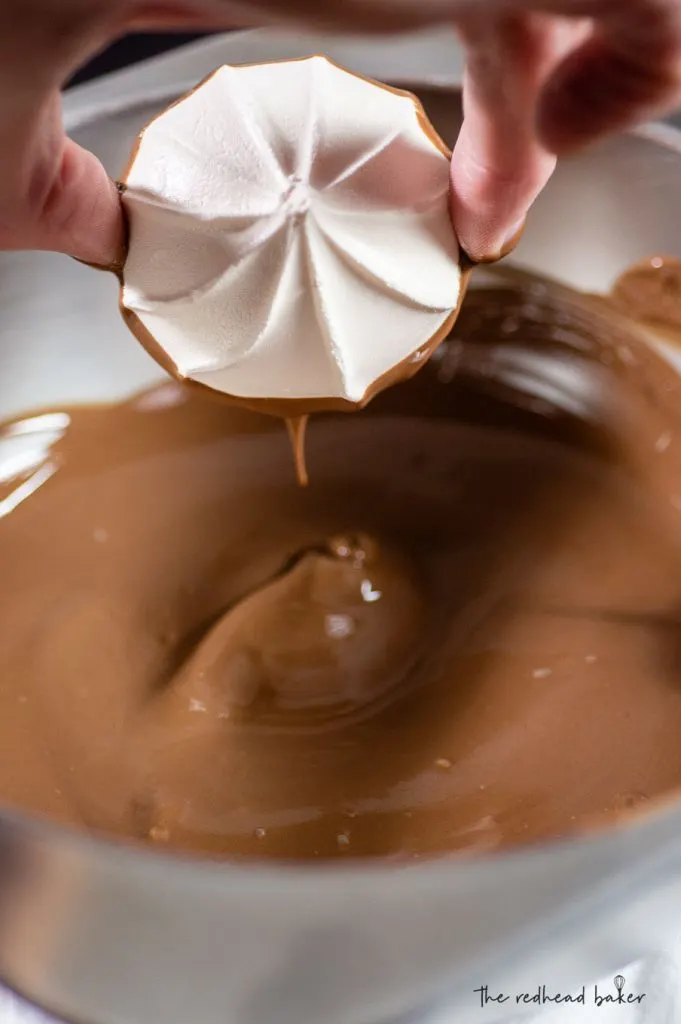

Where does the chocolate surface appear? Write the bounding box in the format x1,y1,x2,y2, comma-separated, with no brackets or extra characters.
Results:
612,255,681,334
2,272,681,860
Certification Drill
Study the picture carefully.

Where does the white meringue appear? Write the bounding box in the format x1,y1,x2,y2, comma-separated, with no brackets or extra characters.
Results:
120,56,461,404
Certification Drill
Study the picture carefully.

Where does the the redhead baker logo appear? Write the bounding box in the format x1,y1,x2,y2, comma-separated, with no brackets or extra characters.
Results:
594,974,646,1006
474,973,646,1008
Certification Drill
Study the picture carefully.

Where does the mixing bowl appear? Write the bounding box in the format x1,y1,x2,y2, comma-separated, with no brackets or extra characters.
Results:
2,29,681,1024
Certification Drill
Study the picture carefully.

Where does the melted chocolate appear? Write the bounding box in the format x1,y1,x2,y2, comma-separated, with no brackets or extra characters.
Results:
285,415,310,487
612,255,681,334
2,275,681,860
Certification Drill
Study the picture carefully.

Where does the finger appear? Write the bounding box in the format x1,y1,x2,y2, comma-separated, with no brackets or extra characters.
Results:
0,79,123,264
124,1,255,30
0,125,123,266
0,3,125,263
538,1,681,153
0,1,251,264
451,12,562,262
34,139,124,266
128,0,477,33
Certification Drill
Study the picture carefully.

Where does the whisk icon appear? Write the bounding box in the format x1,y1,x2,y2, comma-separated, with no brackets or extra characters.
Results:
595,971,645,1007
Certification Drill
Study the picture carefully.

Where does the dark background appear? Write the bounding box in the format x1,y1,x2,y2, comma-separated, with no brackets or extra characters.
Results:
68,33,210,86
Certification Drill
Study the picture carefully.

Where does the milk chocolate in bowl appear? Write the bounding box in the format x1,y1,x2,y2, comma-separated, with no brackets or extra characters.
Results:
3,272,681,859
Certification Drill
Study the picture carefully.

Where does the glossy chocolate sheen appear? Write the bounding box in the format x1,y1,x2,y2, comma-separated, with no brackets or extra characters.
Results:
2,273,681,860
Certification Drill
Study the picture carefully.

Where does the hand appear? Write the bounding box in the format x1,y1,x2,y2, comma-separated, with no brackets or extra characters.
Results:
248,0,681,260
1,1,680,268
0,1,240,267
450,1,681,260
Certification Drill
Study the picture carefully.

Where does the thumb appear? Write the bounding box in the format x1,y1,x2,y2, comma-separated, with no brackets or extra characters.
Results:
29,133,124,267
0,1,242,266
0,2,125,265
0,88,124,266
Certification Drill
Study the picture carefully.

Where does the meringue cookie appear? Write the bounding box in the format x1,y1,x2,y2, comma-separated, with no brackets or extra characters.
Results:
120,56,462,407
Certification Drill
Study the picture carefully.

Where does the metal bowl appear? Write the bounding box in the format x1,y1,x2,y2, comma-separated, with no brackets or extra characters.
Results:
2,29,681,1024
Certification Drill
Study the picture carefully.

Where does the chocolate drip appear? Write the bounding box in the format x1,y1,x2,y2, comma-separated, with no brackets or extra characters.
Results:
285,416,309,487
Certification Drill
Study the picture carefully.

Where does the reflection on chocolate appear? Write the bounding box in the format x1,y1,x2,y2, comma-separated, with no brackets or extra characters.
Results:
612,255,681,333
151,531,426,730
3,273,681,860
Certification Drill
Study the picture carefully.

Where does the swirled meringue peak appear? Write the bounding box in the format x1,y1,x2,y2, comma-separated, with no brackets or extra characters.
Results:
120,56,462,410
